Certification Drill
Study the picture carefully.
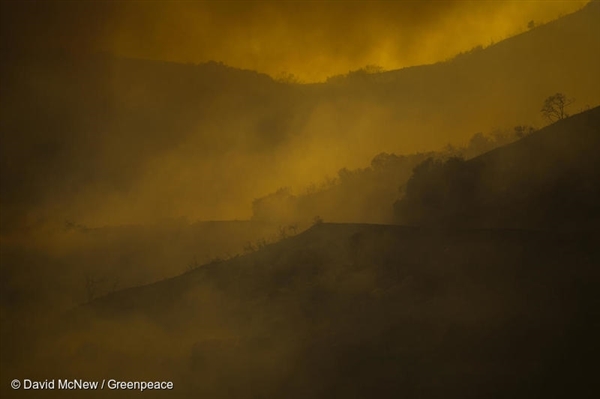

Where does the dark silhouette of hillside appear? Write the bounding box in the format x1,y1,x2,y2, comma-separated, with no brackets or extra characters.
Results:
251,153,433,224
251,126,534,225
2,2,599,233
394,106,600,230
0,219,290,378
10,223,595,398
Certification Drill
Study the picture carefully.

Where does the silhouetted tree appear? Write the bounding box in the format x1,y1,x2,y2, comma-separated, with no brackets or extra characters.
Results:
275,71,301,84
337,167,355,183
394,156,482,226
251,187,296,222
541,93,574,122
370,152,404,170
514,125,536,138
468,132,492,154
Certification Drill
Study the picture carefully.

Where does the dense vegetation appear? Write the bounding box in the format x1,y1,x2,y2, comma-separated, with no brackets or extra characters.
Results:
394,107,600,230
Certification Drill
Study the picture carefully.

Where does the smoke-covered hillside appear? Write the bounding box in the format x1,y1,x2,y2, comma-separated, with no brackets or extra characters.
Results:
2,2,599,233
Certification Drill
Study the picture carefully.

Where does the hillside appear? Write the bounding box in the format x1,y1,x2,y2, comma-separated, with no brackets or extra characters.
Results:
0,219,285,388
394,106,600,229
5,223,596,398
251,126,536,225
2,2,599,232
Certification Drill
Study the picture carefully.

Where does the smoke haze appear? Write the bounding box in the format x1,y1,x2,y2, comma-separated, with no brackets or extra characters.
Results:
1,1,589,82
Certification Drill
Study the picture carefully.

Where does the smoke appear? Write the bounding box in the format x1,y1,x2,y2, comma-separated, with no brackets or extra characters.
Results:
1,1,589,82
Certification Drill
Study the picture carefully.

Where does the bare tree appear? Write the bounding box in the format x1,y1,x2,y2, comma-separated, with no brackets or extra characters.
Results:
541,93,574,122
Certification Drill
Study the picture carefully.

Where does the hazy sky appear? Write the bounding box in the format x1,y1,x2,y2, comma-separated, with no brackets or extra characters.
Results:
1,0,597,232
1,0,589,82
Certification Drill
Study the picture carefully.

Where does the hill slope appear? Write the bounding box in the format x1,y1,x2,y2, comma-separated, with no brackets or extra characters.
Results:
9,223,597,398
394,106,600,229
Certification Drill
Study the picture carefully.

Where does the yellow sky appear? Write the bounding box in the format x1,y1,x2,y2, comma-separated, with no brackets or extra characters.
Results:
1,1,590,82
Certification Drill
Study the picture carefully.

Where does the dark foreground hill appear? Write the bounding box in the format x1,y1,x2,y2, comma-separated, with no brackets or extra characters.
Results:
7,223,598,398
395,106,600,230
